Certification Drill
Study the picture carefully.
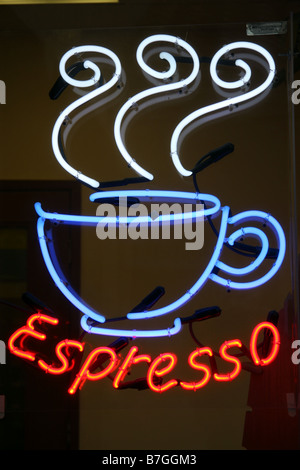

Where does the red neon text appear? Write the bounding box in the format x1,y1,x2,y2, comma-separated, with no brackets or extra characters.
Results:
69,346,119,394
250,322,280,365
180,347,213,391
147,353,178,393
38,340,84,375
214,340,242,382
8,313,59,362
8,318,280,394
113,346,151,389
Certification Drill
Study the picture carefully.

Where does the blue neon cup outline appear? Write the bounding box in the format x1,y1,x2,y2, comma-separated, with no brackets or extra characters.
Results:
34,191,286,338
34,190,223,337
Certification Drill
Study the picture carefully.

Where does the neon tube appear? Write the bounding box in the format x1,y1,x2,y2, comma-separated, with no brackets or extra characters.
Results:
214,340,242,381
8,327,46,362
117,51,200,160
34,200,226,328
35,200,284,335
35,190,221,225
180,347,213,391
35,202,185,337
52,45,122,188
211,51,272,102
36,216,106,324
90,189,221,220
113,346,151,389
215,227,269,276
68,346,119,394
38,339,84,375
8,314,59,362
210,210,286,289
147,353,178,393
127,205,230,319
80,316,182,339
62,58,125,144
250,322,280,366
113,346,139,389
114,34,200,181
171,41,276,176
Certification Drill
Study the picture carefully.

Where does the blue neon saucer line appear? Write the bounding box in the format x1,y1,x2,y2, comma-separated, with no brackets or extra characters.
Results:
80,316,182,338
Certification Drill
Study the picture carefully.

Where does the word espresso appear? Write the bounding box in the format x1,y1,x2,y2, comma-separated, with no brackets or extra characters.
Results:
8,313,280,394
96,198,204,251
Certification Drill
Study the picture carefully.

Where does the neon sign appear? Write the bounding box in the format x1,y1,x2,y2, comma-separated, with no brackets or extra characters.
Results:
7,34,286,392
8,313,280,394
171,41,276,177
35,195,285,337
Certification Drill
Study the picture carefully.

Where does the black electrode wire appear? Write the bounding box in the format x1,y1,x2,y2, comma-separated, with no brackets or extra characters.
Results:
0,299,33,314
0,295,89,344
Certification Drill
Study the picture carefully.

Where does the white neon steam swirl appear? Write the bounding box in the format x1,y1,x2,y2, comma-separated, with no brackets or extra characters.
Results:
114,34,200,181
52,45,122,189
171,41,276,177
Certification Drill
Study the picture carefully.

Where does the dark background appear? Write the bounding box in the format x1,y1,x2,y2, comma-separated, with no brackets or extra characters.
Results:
0,0,299,450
